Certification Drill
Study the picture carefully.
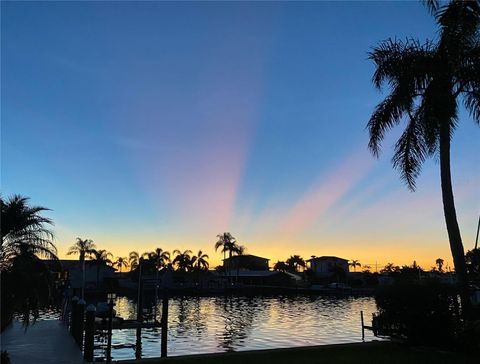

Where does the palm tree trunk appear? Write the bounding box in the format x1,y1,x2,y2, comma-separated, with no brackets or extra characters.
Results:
80,251,85,300
96,264,100,290
439,122,470,316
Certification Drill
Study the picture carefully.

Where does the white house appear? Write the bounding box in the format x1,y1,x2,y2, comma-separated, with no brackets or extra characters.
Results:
306,256,349,277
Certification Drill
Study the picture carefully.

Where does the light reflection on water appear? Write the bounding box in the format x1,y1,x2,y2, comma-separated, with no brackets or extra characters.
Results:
97,295,379,360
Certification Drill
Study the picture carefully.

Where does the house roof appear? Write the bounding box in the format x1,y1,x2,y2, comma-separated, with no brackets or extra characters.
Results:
43,259,116,271
306,256,348,262
214,270,282,277
223,254,269,262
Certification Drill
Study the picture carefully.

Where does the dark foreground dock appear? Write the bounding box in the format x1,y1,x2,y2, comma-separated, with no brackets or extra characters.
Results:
121,341,476,364
0,320,83,364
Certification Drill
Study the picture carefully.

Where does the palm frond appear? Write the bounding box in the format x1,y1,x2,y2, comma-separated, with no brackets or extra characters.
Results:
392,117,428,191
464,90,480,122
422,0,440,15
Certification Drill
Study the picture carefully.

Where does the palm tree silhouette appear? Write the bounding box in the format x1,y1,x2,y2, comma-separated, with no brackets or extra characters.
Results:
1,194,56,269
67,237,96,298
435,258,444,272
191,250,209,287
215,233,241,260
89,249,113,289
147,248,171,271
129,251,141,271
273,261,289,272
114,256,129,272
286,255,306,272
191,250,209,271
146,248,170,309
215,233,243,281
349,260,361,272
367,0,479,312
0,194,57,328
172,250,193,272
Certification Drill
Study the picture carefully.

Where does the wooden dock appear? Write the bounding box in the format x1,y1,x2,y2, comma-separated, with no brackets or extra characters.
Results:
0,320,84,364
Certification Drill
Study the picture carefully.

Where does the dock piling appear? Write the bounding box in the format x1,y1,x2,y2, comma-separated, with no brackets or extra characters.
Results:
161,293,169,358
84,304,96,362
360,310,365,341
75,299,86,347
106,297,115,364
70,296,79,337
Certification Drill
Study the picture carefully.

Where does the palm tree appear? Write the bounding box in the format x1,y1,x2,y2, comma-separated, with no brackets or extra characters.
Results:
172,249,193,272
114,257,129,272
215,233,241,260
435,258,445,272
367,0,479,312
215,233,243,281
273,261,289,272
286,255,306,273
349,260,361,272
129,251,141,271
380,262,401,275
0,194,57,329
191,250,209,287
147,248,171,271
146,248,170,310
67,237,96,298
191,250,209,271
0,195,56,269
89,249,113,289
466,248,480,276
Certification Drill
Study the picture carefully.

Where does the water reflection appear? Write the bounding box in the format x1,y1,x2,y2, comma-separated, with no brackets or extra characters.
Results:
99,294,378,360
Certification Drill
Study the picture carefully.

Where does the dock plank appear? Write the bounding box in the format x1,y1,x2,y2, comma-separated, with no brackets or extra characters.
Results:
1,320,84,364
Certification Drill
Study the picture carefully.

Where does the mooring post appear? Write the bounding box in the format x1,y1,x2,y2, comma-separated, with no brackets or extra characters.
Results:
360,310,365,341
135,327,142,360
84,304,96,362
106,297,115,364
161,293,169,358
137,266,144,323
70,296,79,336
76,299,86,347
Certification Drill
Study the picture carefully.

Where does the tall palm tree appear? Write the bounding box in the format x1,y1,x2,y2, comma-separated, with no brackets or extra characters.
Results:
190,250,209,287
67,237,96,298
129,251,141,271
0,194,57,329
367,0,479,312
191,250,209,271
89,249,113,289
172,249,193,272
349,260,362,272
215,233,243,281
215,233,241,260
114,257,129,272
0,195,56,269
146,248,170,310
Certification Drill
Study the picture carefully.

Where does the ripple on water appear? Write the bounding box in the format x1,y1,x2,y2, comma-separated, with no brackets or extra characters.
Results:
92,295,379,360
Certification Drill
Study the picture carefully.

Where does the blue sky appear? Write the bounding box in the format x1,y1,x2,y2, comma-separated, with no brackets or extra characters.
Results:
2,1,479,268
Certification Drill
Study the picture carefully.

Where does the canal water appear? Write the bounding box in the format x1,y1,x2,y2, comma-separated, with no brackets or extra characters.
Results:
95,294,379,360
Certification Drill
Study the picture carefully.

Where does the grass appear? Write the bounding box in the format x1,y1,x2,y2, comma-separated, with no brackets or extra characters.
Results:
120,341,476,364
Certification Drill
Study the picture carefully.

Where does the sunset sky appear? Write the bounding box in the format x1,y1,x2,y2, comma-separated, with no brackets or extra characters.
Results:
2,1,479,270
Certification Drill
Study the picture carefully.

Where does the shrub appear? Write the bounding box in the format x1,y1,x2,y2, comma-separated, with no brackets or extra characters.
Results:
374,281,460,347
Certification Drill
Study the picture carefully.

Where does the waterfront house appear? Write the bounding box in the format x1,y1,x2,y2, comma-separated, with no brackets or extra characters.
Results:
306,256,349,277
223,254,269,271
46,259,116,291
219,254,300,287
